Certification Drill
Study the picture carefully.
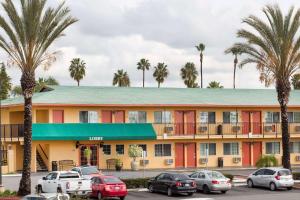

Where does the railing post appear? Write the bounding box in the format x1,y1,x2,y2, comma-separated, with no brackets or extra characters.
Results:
10,124,12,142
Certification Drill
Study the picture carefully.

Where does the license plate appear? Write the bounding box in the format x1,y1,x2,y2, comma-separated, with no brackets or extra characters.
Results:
185,184,190,187
115,187,120,190
221,181,226,184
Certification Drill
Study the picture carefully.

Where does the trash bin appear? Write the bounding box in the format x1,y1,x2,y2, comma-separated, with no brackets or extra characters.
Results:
52,161,58,171
218,157,223,168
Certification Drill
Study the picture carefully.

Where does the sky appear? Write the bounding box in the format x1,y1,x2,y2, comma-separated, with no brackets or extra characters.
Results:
1,0,300,89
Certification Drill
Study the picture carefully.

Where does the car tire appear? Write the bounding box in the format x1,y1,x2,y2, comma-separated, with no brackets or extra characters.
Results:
187,192,194,196
98,192,103,200
37,185,43,194
287,187,293,191
247,179,254,188
57,187,62,193
270,182,277,191
167,187,173,197
203,185,210,194
221,191,227,194
120,196,126,200
148,184,154,193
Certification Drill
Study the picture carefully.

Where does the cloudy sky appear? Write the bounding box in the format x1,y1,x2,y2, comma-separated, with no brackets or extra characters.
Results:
1,0,300,88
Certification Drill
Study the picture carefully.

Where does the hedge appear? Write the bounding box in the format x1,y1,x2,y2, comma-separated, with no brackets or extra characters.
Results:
0,190,17,197
121,178,150,189
293,172,300,180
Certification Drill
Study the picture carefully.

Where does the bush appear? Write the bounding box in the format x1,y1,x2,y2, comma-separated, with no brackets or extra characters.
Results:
0,190,17,197
255,155,278,167
122,178,150,189
223,173,234,181
293,172,300,180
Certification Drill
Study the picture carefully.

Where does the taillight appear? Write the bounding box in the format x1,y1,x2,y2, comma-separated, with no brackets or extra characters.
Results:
211,180,219,184
66,182,70,189
175,181,182,187
192,181,196,187
275,175,281,180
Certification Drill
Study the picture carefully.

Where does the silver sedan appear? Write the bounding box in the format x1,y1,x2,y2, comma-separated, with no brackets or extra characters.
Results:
189,170,232,194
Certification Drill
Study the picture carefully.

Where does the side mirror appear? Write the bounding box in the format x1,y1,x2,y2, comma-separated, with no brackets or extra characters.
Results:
42,177,47,180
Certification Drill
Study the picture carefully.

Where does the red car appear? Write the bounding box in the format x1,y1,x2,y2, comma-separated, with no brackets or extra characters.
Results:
91,175,127,200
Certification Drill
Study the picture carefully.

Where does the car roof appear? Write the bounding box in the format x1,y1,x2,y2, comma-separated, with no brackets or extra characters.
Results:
258,167,289,171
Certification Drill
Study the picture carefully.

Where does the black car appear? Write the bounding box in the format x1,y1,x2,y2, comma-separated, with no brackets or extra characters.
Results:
147,173,197,196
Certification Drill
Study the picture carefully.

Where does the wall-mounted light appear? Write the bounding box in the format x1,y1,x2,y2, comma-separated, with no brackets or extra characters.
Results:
75,141,80,149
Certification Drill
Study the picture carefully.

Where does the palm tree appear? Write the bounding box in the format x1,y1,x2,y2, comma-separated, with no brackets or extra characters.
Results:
137,58,150,87
0,0,77,195
112,69,130,87
153,62,169,88
69,58,86,86
292,74,300,89
207,81,224,88
180,62,198,88
232,4,300,169
225,46,242,89
195,43,205,88
35,76,59,91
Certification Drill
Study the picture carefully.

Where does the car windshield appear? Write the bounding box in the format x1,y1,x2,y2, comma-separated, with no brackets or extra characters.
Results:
59,173,79,179
207,171,225,179
278,170,291,176
81,166,99,175
173,174,189,181
103,177,122,183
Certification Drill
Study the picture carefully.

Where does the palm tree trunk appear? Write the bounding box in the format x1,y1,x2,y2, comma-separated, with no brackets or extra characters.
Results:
18,73,35,196
158,82,160,88
200,54,203,88
233,57,237,89
77,80,80,86
143,70,145,88
276,81,291,170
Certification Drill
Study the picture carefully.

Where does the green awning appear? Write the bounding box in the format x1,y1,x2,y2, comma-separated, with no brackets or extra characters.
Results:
32,123,156,141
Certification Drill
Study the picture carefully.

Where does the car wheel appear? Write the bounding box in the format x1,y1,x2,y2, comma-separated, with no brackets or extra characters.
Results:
247,179,254,188
221,191,227,194
270,182,277,191
97,192,103,200
203,185,210,194
37,185,43,194
148,184,154,193
120,196,126,200
287,187,293,191
187,192,194,196
57,187,62,193
167,187,173,197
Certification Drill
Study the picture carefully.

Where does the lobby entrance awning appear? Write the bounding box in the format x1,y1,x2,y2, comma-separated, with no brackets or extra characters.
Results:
32,123,156,141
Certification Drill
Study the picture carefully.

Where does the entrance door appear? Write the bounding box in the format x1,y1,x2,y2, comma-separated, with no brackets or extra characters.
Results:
175,111,184,135
115,110,125,123
253,142,262,165
242,111,250,134
102,111,112,123
185,111,196,135
53,110,64,123
242,142,251,167
186,143,196,168
175,143,184,168
80,145,98,166
252,112,261,134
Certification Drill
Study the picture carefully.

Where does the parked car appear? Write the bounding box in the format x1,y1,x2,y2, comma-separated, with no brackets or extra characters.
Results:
37,171,92,196
90,175,127,200
247,167,294,191
71,165,102,180
147,173,196,197
189,170,231,194
23,193,69,200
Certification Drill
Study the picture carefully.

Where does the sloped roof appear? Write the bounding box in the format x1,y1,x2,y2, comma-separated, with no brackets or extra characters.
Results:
2,85,300,107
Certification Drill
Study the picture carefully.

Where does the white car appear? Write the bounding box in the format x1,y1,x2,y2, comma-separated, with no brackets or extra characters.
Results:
71,166,102,180
23,193,69,200
37,171,92,196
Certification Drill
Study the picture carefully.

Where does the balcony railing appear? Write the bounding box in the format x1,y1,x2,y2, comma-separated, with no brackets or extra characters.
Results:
0,124,24,142
153,122,300,138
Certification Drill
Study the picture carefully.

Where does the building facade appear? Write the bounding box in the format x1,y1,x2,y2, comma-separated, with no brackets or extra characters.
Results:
1,86,300,173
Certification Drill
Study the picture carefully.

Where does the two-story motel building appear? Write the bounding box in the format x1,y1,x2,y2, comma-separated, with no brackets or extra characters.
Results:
1,86,300,173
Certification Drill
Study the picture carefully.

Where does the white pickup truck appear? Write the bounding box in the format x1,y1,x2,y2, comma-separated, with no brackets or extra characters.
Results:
37,171,91,196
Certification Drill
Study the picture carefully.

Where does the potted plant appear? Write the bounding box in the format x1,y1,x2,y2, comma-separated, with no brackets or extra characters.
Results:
84,148,92,166
128,144,143,171
115,159,123,171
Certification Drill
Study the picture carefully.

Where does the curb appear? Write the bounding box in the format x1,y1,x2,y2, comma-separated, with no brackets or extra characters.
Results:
3,174,22,177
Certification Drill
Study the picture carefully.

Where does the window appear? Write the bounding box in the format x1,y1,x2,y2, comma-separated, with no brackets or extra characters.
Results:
290,142,300,153
223,112,238,123
200,143,216,156
138,144,147,157
264,169,275,175
155,144,171,156
265,112,280,123
200,112,216,123
128,111,147,123
287,112,300,123
79,111,98,123
223,143,239,155
116,145,124,155
102,145,111,155
154,111,172,123
266,142,280,154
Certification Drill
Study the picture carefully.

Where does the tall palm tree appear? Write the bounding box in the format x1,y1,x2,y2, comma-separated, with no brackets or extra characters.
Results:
225,46,242,89
69,58,86,86
232,4,300,169
180,62,198,88
0,0,77,195
195,43,205,88
137,58,150,87
153,62,169,88
207,81,224,88
112,69,130,87
292,74,300,89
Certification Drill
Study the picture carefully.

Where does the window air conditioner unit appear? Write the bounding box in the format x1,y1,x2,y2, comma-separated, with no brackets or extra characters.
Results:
198,126,208,132
233,157,241,163
232,126,240,132
140,160,149,166
295,126,300,132
295,156,300,161
164,126,173,133
165,159,173,165
199,158,208,164
264,125,273,132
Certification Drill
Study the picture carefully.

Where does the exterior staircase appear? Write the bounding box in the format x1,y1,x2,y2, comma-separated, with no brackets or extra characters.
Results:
36,151,48,172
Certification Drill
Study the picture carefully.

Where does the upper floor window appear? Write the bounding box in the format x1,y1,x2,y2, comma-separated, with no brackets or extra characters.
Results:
199,112,216,123
128,111,147,123
265,112,280,123
290,142,300,153
79,111,98,123
223,112,238,124
266,142,280,154
288,112,300,123
154,111,172,124
223,143,239,155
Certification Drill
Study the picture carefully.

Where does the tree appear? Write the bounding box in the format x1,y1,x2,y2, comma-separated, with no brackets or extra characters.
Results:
225,46,242,89
0,0,77,195
112,69,130,87
180,62,198,88
11,86,22,97
292,74,300,89
232,4,300,170
153,62,169,88
207,81,224,88
137,58,150,88
195,43,205,88
69,58,86,86
0,63,12,100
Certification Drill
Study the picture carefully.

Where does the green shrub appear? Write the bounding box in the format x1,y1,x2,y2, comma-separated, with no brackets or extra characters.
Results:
223,174,234,181
293,172,300,180
255,155,278,167
121,178,150,189
0,189,17,197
